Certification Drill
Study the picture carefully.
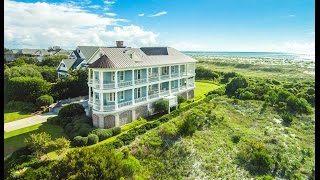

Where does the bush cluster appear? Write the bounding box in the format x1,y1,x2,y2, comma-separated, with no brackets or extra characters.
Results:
36,95,54,108
6,101,37,113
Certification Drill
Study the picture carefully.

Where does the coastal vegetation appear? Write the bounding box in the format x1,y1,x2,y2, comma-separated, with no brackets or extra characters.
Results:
4,55,314,179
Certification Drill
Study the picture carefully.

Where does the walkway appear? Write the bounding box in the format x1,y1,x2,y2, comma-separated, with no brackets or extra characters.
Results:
4,112,57,132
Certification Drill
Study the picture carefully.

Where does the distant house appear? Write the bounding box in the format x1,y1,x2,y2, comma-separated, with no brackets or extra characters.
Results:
57,46,101,78
4,49,20,62
54,49,73,56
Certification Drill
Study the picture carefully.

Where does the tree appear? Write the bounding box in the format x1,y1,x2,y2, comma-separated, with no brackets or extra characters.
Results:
195,67,219,80
4,65,43,81
24,132,52,157
50,147,124,179
38,66,58,82
39,55,68,67
58,103,85,118
226,76,249,96
36,95,54,107
154,100,169,114
7,77,51,103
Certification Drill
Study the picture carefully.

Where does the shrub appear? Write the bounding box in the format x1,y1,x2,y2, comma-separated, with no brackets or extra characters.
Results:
113,139,124,148
265,90,277,106
6,100,37,112
7,77,51,103
58,103,85,118
92,128,113,141
112,127,122,136
154,100,169,114
78,127,92,137
281,112,293,125
195,67,219,80
231,135,241,144
47,116,60,125
49,137,70,154
72,136,88,147
226,76,249,96
122,155,141,177
257,175,275,180
207,86,226,96
237,90,255,100
36,95,54,107
179,116,197,136
87,134,99,145
24,132,52,157
177,95,186,104
251,151,273,174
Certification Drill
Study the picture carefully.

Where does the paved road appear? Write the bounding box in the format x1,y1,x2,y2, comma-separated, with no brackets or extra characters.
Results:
4,112,57,132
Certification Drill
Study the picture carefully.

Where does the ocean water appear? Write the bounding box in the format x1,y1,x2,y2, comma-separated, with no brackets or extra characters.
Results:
182,51,315,61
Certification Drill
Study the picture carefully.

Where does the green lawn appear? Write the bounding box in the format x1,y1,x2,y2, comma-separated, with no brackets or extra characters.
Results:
4,122,66,157
194,81,220,100
4,111,33,123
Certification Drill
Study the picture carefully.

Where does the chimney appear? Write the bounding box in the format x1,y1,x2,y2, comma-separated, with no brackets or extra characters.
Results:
116,41,124,48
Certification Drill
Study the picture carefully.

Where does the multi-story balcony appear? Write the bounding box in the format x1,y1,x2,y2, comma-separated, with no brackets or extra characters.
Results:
118,81,132,88
103,105,115,112
171,87,179,93
118,101,132,108
149,93,159,99
171,73,179,78
103,83,115,89
135,78,147,85
161,74,170,80
148,75,159,82
180,85,187,90
160,89,169,96
135,97,147,103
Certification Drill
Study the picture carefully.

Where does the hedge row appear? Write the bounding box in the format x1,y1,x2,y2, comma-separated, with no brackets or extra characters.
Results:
107,98,207,149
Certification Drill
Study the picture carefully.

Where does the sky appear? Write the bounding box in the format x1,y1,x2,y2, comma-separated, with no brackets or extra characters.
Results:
4,0,315,54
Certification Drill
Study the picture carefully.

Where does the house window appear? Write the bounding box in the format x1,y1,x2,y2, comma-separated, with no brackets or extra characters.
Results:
119,71,124,81
119,91,125,100
137,70,141,79
137,88,141,98
111,72,115,81
148,68,152,75
95,93,99,101
108,93,115,102
171,66,175,73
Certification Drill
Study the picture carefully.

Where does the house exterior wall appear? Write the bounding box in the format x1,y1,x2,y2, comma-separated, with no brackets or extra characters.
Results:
88,62,196,129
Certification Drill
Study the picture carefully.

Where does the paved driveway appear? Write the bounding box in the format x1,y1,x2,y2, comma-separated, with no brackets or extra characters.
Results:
4,112,57,132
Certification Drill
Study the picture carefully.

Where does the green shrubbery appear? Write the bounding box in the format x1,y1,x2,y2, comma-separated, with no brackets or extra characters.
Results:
92,128,113,141
58,103,85,118
195,67,219,80
154,100,169,114
226,76,249,96
72,136,88,147
87,134,99,145
36,95,54,108
177,95,186,104
281,112,293,125
6,100,37,113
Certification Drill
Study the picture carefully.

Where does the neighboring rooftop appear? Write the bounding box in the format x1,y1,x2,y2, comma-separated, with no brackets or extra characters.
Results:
140,47,168,55
78,46,101,60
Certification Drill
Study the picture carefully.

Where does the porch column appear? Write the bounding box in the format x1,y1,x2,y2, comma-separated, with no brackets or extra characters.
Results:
115,91,118,110
89,87,91,103
178,79,180,91
132,88,135,105
88,68,91,83
169,81,171,95
158,83,161,96
93,91,96,106
115,71,118,88
100,93,103,111
158,67,160,80
178,65,181,77
99,71,103,89
169,66,171,78
146,86,149,100
186,64,188,76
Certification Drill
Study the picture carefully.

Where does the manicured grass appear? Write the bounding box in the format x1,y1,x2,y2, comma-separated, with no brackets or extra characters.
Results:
4,122,66,157
4,111,33,123
194,81,220,100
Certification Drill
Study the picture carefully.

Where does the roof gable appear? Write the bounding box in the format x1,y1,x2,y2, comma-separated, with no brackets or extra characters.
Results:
89,55,116,68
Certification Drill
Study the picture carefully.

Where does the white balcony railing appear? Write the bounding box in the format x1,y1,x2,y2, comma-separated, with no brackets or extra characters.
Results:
180,85,187,90
118,101,132,108
148,76,159,82
88,79,93,84
161,74,170,80
135,97,147,103
160,89,169,96
118,81,132,87
149,93,159,99
103,105,115,112
171,88,179,93
135,78,147,85
171,73,179,78
180,72,186,76
103,83,115,89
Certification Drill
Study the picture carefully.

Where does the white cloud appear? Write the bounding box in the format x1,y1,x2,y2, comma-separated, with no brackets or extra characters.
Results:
88,5,101,9
105,12,117,16
4,0,158,49
138,13,145,17
288,14,295,17
149,11,167,17
104,0,115,5
281,41,315,55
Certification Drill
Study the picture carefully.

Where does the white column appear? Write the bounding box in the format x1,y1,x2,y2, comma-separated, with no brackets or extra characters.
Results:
115,71,118,88
169,81,171,95
158,83,161,96
178,65,181,77
93,91,96,105
158,67,161,80
89,87,91,102
99,71,103,89
186,64,188,76
132,70,135,85
115,114,120,127
88,69,91,83
100,93,103,111
178,79,180,91
115,91,118,110
169,66,171,78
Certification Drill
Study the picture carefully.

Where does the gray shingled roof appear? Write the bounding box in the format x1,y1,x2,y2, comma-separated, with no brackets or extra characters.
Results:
20,49,40,55
62,59,76,70
55,49,73,56
89,47,197,69
78,46,101,60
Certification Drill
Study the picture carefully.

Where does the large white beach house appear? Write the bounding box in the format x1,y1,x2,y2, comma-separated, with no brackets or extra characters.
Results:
87,41,196,128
